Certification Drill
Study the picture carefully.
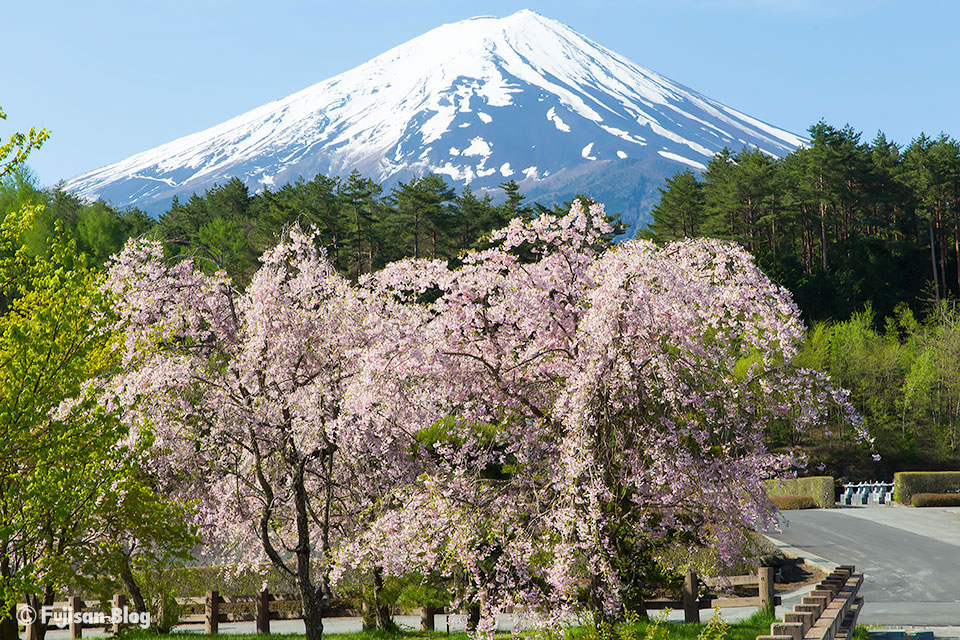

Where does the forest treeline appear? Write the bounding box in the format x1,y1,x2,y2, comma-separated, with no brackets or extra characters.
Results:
649,122,960,323
650,121,960,475
0,167,572,283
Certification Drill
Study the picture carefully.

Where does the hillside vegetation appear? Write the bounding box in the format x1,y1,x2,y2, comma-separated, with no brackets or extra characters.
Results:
650,121,960,475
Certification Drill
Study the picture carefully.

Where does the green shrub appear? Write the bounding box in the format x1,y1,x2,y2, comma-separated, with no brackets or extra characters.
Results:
911,492,960,507
133,565,182,633
770,495,817,510
893,471,960,504
763,476,834,508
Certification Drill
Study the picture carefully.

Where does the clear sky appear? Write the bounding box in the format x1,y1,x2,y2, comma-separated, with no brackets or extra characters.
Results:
3,0,958,186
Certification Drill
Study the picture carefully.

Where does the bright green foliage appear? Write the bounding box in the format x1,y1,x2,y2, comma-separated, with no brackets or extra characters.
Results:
0,107,49,179
796,305,960,473
0,203,195,635
763,477,834,508
893,471,960,504
696,608,729,640
0,175,152,268
0,203,117,610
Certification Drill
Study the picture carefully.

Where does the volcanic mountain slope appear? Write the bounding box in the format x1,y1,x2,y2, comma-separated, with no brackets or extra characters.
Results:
64,10,804,233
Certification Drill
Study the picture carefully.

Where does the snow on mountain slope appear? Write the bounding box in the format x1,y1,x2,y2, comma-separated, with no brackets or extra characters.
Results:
63,10,804,231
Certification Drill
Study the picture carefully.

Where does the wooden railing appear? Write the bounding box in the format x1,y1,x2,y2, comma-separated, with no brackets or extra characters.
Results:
17,594,136,640
646,566,780,623
17,591,431,638
757,565,863,640
17,565,859,639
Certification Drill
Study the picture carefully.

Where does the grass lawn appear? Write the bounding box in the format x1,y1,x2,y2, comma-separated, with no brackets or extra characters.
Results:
118,607,777,640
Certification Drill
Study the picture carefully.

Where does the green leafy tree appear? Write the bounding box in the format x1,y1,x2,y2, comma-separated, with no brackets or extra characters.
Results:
0,108,48,179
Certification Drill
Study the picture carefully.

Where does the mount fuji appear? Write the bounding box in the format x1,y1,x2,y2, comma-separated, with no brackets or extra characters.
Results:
63,10,804,233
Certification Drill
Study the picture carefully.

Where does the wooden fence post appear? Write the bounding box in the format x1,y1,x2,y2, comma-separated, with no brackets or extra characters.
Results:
68,596,82,640
256,589,271,635
112,593,126,635
205,590,219,635
759,566,775,615
682,569,700,624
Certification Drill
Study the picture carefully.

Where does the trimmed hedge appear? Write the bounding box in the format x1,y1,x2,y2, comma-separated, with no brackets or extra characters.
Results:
911,493,960,507
893,471,960,504
770,495,817,510
764,476,834,508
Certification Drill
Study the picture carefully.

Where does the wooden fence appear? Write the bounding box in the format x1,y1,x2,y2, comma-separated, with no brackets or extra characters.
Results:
17,591,435,639
756,565,863,640
646,566,780,624
18,565,859,639
17,594,135,640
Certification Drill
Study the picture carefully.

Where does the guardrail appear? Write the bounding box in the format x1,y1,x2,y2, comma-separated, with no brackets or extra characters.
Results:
842,482,893,505
646,566,780,624
757,565,863,640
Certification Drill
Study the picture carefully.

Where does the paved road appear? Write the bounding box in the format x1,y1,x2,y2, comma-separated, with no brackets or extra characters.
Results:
764,506,960,626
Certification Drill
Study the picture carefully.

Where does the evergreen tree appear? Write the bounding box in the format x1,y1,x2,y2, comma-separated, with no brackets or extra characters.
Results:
391,174,455,259
650,169,703,241
338,170,382,276
499,179,533,220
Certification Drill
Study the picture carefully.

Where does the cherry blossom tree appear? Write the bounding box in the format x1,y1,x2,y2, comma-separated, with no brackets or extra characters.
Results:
105,204,867,638
104,227,417,640
336,202,869,632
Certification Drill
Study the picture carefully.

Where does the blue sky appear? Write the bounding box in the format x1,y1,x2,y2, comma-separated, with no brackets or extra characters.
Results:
2,0,958,185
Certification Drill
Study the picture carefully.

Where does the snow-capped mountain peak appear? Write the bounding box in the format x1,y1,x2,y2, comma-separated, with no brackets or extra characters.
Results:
64,10,804,232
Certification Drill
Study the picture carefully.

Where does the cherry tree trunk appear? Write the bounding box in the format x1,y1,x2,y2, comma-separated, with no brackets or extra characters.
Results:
467,603,480,631
372,567,391,630
299,584,325,640
294,470,325,640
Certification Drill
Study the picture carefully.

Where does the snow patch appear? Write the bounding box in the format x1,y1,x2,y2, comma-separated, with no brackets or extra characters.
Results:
131,174,178,187
449,147,461,156
477,112,493,124
500,162,514,177
601,125,645,145
421,108,456,144
616,150,628,159
581,142,597,161
462,137,491,158
658,151,706,171
546,107,571,133
522,166,540,180
434,162,475,184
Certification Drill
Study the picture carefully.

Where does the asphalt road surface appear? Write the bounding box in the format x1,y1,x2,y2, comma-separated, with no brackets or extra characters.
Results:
764,506,960,626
